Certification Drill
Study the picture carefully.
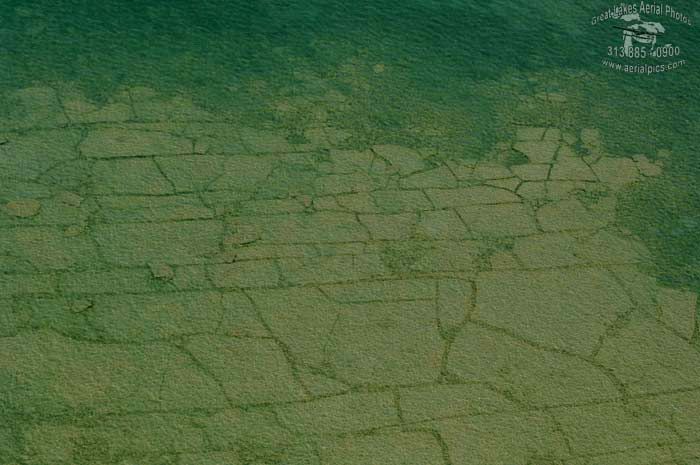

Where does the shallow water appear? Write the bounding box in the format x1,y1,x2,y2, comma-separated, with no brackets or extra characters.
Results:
1,1,700,463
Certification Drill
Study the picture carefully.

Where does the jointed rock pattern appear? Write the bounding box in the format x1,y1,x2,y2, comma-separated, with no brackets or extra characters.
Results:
1,87,699,464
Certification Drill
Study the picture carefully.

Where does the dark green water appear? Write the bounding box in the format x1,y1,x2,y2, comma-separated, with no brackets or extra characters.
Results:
2,0,699,289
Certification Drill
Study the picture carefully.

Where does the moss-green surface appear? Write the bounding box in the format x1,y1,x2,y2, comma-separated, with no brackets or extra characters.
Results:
1,1,700,464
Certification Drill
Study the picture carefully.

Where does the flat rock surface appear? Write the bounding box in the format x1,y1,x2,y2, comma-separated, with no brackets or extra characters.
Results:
1,85,697,465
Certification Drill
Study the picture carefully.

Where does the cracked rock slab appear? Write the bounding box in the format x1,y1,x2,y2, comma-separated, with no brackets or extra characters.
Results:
474,268,634,355
81,128,192,158
448,323,620,406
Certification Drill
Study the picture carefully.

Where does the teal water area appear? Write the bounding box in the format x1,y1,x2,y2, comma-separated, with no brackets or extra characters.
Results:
2,0,699,290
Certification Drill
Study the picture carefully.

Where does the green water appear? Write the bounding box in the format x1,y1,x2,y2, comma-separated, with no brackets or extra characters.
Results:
2,0,698,289
2,3,700,463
